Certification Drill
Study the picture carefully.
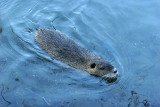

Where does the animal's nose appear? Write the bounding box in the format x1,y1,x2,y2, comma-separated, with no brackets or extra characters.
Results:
113,68,118,74
114,70,117,73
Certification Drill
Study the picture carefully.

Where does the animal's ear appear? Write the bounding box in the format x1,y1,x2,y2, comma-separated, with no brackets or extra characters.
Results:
90,63,96,69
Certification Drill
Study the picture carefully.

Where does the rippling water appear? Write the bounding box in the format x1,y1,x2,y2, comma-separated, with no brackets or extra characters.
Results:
0,0,160,106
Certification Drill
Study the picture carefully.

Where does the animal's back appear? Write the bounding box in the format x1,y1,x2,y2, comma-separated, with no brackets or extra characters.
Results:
35,29,95,69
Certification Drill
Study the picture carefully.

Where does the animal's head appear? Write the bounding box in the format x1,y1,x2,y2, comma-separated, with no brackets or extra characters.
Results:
86,58,118,81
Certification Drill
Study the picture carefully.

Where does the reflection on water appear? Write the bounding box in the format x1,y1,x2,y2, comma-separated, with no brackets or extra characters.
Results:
0,0,160,106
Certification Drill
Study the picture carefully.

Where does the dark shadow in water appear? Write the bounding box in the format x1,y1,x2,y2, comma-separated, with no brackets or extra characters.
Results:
91,74,118,84
106,77,117,83
128,91,149,107
0,27,2,33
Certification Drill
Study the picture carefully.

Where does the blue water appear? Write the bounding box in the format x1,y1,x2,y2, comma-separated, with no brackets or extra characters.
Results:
0,0,160,107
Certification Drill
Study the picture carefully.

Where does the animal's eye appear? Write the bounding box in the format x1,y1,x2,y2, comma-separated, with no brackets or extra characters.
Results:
100,67,105,70
90,63,96,69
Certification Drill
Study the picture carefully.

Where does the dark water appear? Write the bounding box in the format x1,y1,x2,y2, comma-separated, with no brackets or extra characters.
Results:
0,0,160,107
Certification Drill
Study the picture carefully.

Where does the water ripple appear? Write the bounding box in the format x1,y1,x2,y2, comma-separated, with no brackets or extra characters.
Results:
0,0,160,106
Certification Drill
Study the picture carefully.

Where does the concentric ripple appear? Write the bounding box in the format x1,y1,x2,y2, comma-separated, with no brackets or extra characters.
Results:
0,0,160,106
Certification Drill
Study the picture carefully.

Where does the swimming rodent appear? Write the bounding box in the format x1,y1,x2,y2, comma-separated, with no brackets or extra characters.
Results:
34,29,118,79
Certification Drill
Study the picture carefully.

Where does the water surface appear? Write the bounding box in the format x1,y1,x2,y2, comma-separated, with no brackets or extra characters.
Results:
0,0,160,106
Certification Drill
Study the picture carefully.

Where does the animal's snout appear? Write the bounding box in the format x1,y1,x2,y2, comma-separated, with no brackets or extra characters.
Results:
113,68,118,74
